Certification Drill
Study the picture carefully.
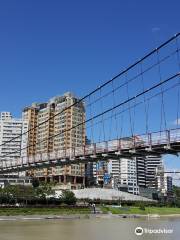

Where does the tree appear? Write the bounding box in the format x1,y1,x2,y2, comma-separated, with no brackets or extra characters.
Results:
173,185,180,197
0,183,56,205
32,178,40,188
18,185,36,205
3,185,20,204
34,182,55,204
1,185,36,205
61,190,77,205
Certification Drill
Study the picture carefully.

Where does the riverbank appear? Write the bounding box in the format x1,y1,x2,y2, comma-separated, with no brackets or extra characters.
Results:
101,206,180,215
0,206,180,219
0,213,180,222
0,207,91,216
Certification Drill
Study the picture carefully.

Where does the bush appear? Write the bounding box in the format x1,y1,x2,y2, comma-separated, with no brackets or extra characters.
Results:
61,190,77,205
139,203,145,211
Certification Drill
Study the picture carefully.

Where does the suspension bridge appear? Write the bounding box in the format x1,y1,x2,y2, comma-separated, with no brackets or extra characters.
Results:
0,33,180,174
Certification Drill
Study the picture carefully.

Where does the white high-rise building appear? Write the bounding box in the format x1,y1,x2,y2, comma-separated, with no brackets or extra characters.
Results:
107,154,162,195
146,155,162,188
119,158,139,195
156,165,173,195
108,158,139,195
0,112,28,169
136,157,146,188
108,159,121,179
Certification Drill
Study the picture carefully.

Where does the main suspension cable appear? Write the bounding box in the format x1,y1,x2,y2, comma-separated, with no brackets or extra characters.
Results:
0,33,179,149
1,73,179,160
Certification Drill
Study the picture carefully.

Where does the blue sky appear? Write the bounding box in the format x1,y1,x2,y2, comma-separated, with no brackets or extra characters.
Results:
0,0,180,172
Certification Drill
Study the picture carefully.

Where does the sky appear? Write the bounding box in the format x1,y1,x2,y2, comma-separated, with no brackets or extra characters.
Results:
0,0,180,173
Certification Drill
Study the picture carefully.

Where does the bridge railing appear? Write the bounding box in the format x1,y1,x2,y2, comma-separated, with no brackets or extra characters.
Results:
120,139,134,150
75,146,85,157
1,128,180,171
57,149,67,159
170,128,180,142
84,144,95,155
132,135,148,148
150,131,169,146
95,142,108,153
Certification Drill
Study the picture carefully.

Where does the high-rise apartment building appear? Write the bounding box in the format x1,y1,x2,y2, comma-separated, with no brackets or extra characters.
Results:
93,161,108,186
107,155,162,195
145,155,162,188
21,104,38,156
107,158,139,194
22,92,86,189
118,158,139,195
156,165,173,196
108,159,121,180
136,157,146,188
163,175,173,195
0,112,28,163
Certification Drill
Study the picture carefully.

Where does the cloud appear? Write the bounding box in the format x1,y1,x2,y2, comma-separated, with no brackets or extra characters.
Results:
172,118,180,125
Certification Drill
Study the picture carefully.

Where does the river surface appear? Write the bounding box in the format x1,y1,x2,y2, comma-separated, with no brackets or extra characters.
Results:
0,217,179,240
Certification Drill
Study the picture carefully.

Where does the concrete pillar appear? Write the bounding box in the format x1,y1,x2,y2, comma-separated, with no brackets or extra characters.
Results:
64,175,67,184
74,176,77,185
45,177,47,183
59,175,61,183
83,176,85,186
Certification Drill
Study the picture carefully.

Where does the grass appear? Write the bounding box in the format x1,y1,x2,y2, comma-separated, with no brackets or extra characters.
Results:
1,206,180,216
0,207,91,216
101,206,180,215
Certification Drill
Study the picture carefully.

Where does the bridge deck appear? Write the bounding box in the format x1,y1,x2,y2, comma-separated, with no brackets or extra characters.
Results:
0,128,180,174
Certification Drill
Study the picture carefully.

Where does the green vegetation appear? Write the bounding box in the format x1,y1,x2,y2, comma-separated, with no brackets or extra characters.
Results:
101,206,180,215
0,183,88,216
61,190,77,205
1,205,180,216
1,182,180,217
32,178,40,188
138,203,145,211
0,207,90,216
173,185,180,197
0,182,77,206
0,183,56,205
